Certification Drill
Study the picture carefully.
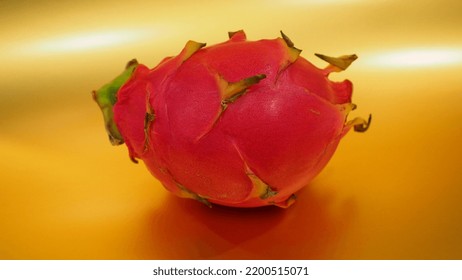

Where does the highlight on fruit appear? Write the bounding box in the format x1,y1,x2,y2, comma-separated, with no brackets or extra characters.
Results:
92,30,371,208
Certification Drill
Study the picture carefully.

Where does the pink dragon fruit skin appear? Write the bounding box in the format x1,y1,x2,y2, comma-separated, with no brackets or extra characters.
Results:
93,30,370,208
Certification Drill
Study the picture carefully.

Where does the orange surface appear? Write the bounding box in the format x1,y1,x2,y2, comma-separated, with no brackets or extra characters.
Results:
1,0,462,259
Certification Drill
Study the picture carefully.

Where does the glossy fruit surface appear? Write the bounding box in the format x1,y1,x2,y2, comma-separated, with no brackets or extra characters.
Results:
93,30,370,207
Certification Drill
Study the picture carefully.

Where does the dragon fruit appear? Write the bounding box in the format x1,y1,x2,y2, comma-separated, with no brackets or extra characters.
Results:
92,30,370,208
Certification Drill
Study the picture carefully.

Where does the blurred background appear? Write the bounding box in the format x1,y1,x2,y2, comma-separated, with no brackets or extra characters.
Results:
1,0,462,259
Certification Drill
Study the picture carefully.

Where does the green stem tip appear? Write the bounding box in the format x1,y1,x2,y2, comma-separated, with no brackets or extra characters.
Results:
92,59,139,145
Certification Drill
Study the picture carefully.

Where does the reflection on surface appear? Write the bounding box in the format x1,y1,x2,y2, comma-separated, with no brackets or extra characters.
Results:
143,185,356,259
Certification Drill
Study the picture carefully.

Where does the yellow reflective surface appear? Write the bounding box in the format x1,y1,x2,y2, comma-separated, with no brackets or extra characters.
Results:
1,0,462,259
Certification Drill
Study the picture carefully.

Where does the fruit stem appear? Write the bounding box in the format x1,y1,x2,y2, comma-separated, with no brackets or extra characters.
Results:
92,59,138,145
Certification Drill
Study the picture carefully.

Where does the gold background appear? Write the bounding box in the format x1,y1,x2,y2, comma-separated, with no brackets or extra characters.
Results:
1,0,462,259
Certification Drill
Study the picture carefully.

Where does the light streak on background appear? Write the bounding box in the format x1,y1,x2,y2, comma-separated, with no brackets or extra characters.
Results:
364,48,462,68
